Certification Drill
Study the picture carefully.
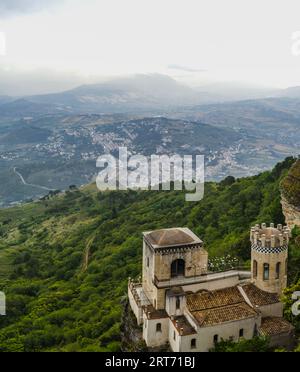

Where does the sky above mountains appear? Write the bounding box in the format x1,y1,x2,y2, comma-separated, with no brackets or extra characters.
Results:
1,0,300,95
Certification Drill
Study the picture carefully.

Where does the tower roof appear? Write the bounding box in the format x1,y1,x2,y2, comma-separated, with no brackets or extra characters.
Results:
144,227,203,249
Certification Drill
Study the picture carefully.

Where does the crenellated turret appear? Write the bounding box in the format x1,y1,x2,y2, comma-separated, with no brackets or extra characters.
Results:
250,223,289,295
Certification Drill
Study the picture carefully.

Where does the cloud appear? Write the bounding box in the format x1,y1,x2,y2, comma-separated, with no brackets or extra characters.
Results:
0,66,86,96
168,64,207,73
0,0,63,18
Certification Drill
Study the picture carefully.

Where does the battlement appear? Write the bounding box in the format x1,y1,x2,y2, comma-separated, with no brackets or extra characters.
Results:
250,223,291,249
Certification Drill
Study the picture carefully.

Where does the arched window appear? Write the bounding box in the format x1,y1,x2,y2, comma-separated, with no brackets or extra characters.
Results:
276,262,281,279
176,297,181,310
171,259,185,277
156,323,162,333
213,334,219,344
253,260,258,278
191,339,196,349
263,263,269,281
239,329,244,338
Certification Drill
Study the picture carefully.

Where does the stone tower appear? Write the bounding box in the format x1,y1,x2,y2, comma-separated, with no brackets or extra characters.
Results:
142,228,208,310
250,223,290,295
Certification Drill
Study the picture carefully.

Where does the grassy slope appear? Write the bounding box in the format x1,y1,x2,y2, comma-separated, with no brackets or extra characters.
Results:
0,157,298,352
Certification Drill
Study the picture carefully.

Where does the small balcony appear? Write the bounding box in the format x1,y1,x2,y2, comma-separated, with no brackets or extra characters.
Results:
153,269,251,289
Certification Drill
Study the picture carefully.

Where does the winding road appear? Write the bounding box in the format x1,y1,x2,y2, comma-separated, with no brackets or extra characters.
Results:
13,167,55,192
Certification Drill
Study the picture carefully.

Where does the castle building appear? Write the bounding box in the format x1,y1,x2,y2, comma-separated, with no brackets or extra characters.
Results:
128,224,294,352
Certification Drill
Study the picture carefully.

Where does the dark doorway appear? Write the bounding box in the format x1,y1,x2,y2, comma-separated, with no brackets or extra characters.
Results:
171,259,185,277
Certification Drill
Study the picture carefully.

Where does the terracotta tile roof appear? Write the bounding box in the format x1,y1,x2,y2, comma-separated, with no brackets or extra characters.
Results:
187,286,244,312
259,317,294,337
242,284,279,307
186,286,258,327
192,303,258,327
143,305,168,320
172,316,197,335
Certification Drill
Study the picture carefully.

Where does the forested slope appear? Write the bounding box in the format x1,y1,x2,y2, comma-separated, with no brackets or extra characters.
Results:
0,157,299,351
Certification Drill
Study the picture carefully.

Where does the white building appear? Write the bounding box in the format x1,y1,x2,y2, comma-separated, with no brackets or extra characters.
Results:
128,225,294,352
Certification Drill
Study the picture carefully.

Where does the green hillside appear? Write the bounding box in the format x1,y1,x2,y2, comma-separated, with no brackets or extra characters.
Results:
0,157,299,352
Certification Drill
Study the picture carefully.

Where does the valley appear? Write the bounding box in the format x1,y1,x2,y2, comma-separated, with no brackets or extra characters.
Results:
0,77,299,207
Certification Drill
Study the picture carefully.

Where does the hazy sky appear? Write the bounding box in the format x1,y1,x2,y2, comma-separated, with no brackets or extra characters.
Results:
1,0,300,95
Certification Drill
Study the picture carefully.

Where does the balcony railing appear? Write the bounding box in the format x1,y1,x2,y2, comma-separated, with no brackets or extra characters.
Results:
153,269,251,288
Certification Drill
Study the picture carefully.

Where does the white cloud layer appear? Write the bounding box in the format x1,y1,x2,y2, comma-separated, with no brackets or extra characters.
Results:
0,0,300,94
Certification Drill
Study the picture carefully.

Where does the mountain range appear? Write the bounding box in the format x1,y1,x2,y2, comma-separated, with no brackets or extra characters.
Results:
1,74,300,117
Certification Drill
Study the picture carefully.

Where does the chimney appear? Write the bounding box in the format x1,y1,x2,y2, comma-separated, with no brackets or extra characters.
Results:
261,234,266,247
270,223,275,228
262,223,267,229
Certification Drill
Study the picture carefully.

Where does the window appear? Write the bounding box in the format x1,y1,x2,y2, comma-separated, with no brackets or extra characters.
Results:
156,323,162,333
191,339,196,349
147,257,149,268
176,297,181,310
263,263,269,281
174,331,176,341
239,329,244,338
285,259,288,275
213,335,219,344
171,259,185,277
276,262,281,279
253,260,258,278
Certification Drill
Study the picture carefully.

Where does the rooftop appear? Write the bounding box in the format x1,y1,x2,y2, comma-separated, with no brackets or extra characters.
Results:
259,317,294,337
241,284,279,307
143,305,169,320
172,316,197,336
144,228,202,249
192,303,258,327
186,285,261,328
187,286,244,312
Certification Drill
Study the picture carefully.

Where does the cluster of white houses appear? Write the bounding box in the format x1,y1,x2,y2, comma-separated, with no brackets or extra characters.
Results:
128,224,294,352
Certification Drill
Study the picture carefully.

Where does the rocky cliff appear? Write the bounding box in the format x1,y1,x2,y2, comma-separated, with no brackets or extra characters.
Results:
281,159,300,229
